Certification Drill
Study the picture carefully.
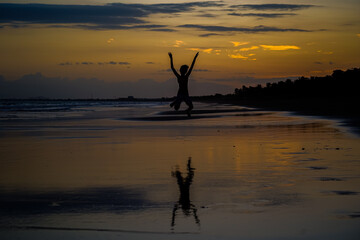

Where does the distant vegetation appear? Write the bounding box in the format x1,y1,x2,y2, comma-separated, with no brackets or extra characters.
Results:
234,68,360,100
193,68,360,119
195,68,360,100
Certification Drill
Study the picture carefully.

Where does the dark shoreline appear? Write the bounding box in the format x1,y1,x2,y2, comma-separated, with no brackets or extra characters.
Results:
197,96,360,135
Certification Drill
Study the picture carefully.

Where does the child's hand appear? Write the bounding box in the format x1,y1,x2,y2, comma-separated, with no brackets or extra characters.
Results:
195,52,199,58
168,52,173,58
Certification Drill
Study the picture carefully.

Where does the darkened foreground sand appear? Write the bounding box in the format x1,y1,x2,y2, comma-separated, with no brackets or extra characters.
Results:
0,102,359,239
125,108,269,121
200,96,360,135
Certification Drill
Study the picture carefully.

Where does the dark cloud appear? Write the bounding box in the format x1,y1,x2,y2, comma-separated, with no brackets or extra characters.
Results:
230,4,316,11
146,62,155,64
228,13,297,18
72,24,171,31
198,13,217,18
148,28,177,32
0,73,233,99
0,2,223,30
178,24,310,33
59,62,72,66
140,1,225,12
313,61,334,65
0,3,145,25
118,62,130,65
0,23,30,29
199,33,222,37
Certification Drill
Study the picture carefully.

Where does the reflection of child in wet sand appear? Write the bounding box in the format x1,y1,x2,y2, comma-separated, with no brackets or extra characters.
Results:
168,52,199,117
171,157,200,229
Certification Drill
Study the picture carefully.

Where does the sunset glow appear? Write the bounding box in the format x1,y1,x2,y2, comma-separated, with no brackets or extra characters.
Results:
0,0,359,98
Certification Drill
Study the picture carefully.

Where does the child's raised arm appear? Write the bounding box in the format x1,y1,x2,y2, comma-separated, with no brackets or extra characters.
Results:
168,52,180,78
186,52,199,77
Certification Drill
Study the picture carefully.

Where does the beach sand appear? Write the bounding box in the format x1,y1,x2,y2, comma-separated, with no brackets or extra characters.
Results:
0,101,359,239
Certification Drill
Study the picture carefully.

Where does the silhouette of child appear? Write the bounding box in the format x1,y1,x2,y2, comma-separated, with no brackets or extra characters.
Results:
171,158,200,229
168,52,199,117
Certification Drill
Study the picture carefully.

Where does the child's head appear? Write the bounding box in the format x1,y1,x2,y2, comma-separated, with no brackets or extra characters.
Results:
180,65,189,75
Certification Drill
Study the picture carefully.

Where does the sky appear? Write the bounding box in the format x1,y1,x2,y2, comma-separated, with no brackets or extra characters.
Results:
0,0,359,98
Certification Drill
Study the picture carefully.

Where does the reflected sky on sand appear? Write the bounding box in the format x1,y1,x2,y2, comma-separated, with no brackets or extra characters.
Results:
0,102,359,239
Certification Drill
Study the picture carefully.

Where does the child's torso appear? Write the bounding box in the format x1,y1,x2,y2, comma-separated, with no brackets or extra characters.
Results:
177,76,189,95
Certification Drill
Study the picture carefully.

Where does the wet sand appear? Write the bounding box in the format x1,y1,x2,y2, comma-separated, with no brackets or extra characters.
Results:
204,97,360,135
0,102,359,239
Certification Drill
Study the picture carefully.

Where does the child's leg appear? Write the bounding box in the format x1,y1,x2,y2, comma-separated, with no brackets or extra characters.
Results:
170,99,176,107
171,97,182,111
174,99,182,111
184,97,193,111
184,97,193,117
171,97,181,109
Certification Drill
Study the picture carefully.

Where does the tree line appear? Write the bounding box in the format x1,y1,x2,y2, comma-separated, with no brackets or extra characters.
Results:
192,68,359,101
232,68,360,100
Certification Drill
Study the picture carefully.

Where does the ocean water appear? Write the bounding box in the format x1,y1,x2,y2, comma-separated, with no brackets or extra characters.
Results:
0,100,359,239
0,100,162,119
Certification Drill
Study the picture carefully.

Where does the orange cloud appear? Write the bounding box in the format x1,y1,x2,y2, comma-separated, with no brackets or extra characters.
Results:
260,45,300,50
228,53,248,59
357,34,360,38
317,50,333,55
187,48,200,51
173,40,185,47
107,38,115,44
231,41,249,47
239,46,259,51
203,48,213,54
187,48,213,54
